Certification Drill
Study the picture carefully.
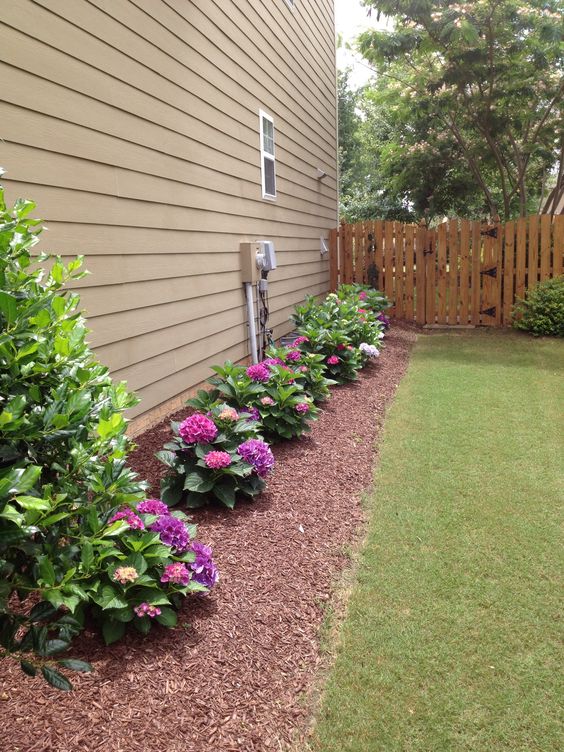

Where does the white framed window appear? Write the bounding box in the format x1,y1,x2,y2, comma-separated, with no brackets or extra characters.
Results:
283,0,295,7
259,110,276,200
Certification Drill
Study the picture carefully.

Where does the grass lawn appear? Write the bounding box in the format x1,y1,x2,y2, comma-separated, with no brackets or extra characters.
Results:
313,330,563,752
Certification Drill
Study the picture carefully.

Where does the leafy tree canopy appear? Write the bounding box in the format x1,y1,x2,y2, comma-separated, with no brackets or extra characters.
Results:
348,0,563,221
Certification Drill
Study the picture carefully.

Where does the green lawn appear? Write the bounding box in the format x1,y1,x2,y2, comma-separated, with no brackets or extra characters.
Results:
313,331,563,752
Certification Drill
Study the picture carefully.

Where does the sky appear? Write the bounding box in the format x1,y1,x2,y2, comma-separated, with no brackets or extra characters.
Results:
334,0,391,88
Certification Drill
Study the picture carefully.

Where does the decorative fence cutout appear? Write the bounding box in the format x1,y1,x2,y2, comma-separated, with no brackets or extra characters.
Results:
329,215,564,327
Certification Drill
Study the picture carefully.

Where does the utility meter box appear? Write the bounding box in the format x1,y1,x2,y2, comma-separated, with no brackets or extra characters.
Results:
258,240,277,272
240,241,262,283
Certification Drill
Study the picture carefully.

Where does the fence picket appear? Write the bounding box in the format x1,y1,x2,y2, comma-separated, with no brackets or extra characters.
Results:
405,225,415,321
395,221,405,319
540,215,551,281
448,219,459,324
459,219,470,325
515,217,527,301
553,215,563,277
471,220,481,325
415,224,426,324
384,221,395,313
437,222,448,324
425,228,436,325
527,215,539,291
374,220,384,291
503,221,515,325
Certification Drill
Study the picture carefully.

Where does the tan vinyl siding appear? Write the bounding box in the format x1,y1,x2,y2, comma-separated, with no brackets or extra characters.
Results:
0,0,337,422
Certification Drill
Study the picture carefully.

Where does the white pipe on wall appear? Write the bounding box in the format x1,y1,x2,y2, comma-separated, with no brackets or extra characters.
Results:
244,281,259,364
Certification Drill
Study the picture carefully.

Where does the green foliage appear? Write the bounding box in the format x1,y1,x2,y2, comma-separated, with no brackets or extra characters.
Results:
350,1,563,221
263,343,337,403
158,403,267,509
197,361,319,441
0,182,215,689
513,276,564,336
291,291,387,381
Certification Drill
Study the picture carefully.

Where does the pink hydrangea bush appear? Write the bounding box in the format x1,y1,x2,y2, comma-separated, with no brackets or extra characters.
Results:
157,402,274,509
197,360,320,442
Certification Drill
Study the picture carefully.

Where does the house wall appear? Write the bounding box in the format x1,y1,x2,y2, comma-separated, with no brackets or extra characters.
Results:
0,0,337,426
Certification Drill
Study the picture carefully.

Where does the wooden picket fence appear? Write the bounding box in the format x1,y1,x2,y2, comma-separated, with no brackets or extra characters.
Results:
328,215,564,326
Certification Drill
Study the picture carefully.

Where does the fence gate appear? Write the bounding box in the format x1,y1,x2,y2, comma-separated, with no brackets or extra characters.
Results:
329,215,563,327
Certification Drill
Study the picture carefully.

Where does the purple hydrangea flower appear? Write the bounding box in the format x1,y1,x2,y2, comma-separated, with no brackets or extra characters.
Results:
150,514,191,552
295,402,310,414
286,349,302,362
246,363,271,382
262,357,285,366
190,541,219,588
178,413,218,444
237,438,275,478
160,562,191,586
243,406,261,422
204,450,232,469
377,313,391,329
137,499,169,516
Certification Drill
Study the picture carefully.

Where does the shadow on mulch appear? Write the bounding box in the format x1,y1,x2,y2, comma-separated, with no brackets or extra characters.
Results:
0,325,417,752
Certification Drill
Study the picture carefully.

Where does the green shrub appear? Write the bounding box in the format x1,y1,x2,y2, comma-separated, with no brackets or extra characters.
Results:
190,360,319,441
512,276,564,337
157,403,273,509
291,291,386,381
263,342,337,403
0,182,216,689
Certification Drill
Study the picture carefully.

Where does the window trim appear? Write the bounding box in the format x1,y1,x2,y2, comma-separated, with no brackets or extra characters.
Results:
259,109,277,201
283,0,295,8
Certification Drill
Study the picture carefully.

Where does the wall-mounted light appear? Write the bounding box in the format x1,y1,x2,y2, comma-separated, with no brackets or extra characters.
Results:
316,168,327,180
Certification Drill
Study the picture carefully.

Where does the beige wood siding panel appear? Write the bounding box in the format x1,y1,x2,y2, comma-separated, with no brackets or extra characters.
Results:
39,0,338,164
0,0,337,420
1,9,336,176
1,107,336,209
1,142,336,221
4,182,335,236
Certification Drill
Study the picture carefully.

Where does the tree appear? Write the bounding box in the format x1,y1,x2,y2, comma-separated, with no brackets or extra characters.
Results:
357,0,563,220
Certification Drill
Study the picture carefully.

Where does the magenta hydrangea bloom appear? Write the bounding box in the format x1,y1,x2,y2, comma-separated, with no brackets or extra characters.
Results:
137,499,169,516
286,349,302,361
246,363,271,382
190,541,219,588
358,291,367,300
178,413,218,444
134,602,161,618
237,438,275,478
262,357,285,366
295,402,310,414
108,508,145,531
336,343,346,351
161,562,191,586
150,514,191,552
204,450,232,469
327,355,340,365
292,336,309,346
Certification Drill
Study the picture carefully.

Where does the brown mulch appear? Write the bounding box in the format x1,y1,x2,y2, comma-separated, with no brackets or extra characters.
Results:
0,324,416,752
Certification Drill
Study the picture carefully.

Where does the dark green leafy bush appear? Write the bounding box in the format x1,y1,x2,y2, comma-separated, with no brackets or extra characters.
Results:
263,342,337,402
0,183,216,688
512,276,564,337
